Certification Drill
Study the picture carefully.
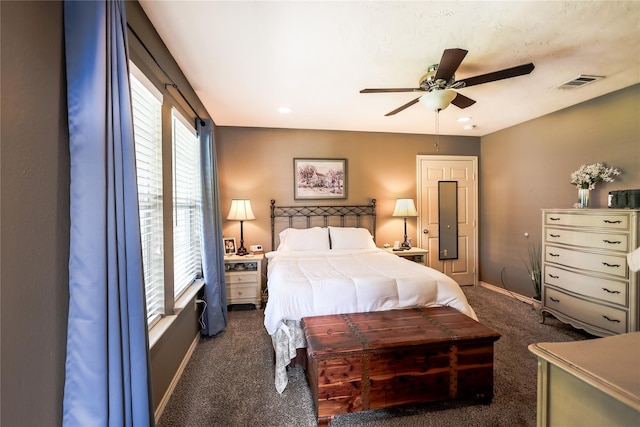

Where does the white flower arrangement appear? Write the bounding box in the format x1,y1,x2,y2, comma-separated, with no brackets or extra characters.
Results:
570,162,620,190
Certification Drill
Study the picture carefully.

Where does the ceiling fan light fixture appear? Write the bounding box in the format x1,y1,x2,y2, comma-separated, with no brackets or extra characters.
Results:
419,89,457,111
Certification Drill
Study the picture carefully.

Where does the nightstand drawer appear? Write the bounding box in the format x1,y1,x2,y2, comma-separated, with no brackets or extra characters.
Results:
545,246,628,278
544,265,628,306
225,272,257,284
545,212,629,230
545,288,627,334
226,284,259,301
545,228,629,252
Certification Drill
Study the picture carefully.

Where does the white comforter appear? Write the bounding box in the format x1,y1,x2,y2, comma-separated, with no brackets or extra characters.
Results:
263,248,477,335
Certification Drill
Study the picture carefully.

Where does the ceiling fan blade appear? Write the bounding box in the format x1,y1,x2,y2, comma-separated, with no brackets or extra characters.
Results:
457,63,535,88
451,92,476,109
360,88,423,93
434,48,468,81
385,97,421,116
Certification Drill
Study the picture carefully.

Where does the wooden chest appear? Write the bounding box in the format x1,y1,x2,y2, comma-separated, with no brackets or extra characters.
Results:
302,307,501,426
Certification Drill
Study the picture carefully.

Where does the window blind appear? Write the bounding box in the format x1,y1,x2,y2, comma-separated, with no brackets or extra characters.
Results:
130,65,165,327
172,109,202,298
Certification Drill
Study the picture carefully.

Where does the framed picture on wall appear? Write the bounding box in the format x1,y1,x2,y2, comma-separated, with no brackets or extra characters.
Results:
223,237,236,255
294,158,347,200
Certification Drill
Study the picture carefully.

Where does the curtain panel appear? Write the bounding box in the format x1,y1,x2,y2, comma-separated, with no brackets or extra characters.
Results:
199,119,228,335
63,1,153,426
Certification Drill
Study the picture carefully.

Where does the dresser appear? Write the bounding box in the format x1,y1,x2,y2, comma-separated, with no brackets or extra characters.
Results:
224,254,263,307
541,209,639,336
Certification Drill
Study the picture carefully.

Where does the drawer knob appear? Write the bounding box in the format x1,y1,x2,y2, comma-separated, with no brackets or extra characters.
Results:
602,240,621,245
238,291,243,295
602,315,621,323
602,287,621,294
602,262,621,268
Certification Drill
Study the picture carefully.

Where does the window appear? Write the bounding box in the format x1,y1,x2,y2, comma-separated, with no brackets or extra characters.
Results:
130,63,204,328
172,109,202,298
130,64,164,326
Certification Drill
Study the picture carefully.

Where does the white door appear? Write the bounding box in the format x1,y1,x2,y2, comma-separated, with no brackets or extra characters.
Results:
417,155,478,285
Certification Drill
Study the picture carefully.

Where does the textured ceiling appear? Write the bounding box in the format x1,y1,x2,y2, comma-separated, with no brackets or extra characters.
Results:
139,1,640,136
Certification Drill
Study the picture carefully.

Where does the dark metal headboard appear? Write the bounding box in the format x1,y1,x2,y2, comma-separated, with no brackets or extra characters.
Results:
270,199,377,251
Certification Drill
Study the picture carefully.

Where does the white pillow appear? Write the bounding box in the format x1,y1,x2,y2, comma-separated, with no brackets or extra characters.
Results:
328,226,377,250
277,227,330,251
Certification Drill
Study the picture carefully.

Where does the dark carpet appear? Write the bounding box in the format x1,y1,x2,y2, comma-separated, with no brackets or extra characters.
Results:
157,286,593,427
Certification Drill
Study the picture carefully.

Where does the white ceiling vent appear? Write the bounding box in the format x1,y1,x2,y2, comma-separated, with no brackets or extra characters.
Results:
554,75,604,90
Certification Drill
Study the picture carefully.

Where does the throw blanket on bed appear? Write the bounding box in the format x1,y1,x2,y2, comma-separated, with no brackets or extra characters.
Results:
263,248,477,392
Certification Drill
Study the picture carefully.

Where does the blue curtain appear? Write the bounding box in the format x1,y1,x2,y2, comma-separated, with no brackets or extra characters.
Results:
198,119,228,335
63,1,153,426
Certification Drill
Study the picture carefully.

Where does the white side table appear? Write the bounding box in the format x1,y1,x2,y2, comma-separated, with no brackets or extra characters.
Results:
529,333,640,427
383,247,429,266
224,254,263,307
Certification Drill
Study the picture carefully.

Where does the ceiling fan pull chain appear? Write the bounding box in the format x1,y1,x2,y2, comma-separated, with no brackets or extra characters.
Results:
434,110,440,152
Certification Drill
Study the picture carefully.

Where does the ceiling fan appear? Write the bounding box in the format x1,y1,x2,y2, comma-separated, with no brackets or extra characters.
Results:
360,48,535,115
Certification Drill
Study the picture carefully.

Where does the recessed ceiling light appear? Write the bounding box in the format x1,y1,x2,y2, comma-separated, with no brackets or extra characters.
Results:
278,107,292,114
463,124,476,130
457,117,471,122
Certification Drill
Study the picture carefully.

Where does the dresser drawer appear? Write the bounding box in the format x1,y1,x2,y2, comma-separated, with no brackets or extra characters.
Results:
545,212,629,230
545,246,628,278
545,288,627,334
225,272,258,284
545,228,629,252
226,284,259,300
544,265,628,307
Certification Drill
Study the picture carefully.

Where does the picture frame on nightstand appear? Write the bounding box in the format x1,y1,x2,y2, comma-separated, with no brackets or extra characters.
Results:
223,237,236,255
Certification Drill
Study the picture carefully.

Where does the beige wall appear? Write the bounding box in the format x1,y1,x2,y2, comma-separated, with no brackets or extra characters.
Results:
480,84,640,296
1,2,69,425
216,127,480,251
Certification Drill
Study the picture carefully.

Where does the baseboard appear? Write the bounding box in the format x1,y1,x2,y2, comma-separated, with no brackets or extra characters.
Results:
154,334,200,423
479,281,534,304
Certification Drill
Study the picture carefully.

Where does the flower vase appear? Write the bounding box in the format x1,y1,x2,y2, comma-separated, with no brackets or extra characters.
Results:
578,188,590,208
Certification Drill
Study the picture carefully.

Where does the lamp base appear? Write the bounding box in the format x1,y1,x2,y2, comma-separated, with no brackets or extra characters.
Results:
236,245,248,256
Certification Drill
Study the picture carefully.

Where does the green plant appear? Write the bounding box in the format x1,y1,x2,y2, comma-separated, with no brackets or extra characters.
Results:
524,242,542,300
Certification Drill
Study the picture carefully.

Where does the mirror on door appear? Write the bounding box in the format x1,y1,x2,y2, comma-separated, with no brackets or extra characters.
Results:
438,181,458,260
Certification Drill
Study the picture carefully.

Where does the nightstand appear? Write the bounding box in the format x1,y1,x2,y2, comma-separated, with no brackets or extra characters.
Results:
224,254,263,307
384,247,429,266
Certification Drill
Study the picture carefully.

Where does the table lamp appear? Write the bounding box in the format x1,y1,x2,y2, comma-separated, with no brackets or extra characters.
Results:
227,199,255,256
392,198,418,250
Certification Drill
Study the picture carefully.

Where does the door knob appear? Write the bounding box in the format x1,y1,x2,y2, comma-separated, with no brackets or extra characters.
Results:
423,229,429,234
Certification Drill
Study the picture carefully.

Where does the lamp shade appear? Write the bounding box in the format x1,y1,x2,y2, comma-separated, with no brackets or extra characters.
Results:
392,199,418,217
419,89,457,111
227,199,255,221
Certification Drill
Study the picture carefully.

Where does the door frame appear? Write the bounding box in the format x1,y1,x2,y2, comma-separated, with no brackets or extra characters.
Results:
416,155,478,285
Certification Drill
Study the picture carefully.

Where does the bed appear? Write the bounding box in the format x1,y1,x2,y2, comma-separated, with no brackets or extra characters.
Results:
264,199,477,393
